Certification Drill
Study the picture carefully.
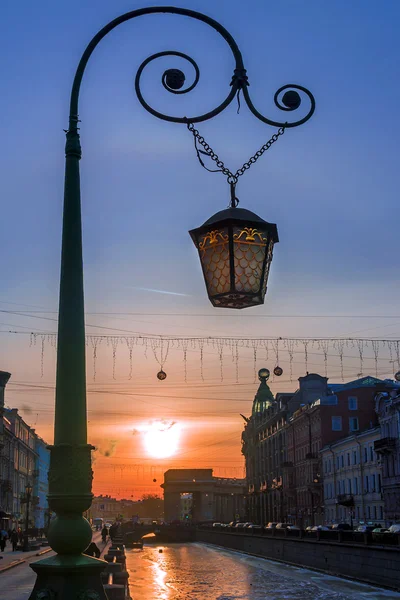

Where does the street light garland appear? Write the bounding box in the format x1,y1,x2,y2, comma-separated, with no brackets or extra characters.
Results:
21,332,400,383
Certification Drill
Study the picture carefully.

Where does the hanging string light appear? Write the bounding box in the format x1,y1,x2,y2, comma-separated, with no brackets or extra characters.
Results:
18,332,400,383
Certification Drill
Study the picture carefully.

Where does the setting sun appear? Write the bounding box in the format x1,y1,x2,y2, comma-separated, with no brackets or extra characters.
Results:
143,421,181,459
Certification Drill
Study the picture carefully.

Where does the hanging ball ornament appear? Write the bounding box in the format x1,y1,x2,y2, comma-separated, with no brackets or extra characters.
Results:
157,370,167,381
274,366,283,377
395,371,400,382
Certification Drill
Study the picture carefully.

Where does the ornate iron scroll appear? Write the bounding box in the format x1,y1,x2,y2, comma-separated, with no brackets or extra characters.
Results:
68,6,315,131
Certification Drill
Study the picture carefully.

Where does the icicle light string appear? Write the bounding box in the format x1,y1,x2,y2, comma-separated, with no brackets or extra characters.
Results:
22,333,400,382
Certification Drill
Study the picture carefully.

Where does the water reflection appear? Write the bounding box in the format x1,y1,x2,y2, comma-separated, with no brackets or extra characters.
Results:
126,542,385,599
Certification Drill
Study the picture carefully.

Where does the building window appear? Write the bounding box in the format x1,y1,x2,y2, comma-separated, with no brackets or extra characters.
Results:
348,396,358,410
353,451,357,465
332,417,342,431
373,506,377,519
347,453,350,466
378,474,382,493
364,475,369,493
336,456,340,469
370,446,374,462
349,417,359,432
367,506,371,519
364,447,368,463
379,506,383,520
353,477,358,494
348,478,352,494
341,455,344,468
371,474,376,492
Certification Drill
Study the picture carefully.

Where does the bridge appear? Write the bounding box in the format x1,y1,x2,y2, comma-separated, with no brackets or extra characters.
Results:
120,522,196,545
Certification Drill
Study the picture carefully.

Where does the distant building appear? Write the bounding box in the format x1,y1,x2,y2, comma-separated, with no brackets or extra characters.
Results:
242,372,395,527
242,369,298,524
0,371,12,527
321,427,384,527
162,469,246,523
0,371,50,529
34,435,50,529
375,386,400,523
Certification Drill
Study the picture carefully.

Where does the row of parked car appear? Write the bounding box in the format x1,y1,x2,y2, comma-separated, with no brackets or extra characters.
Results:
212,521,400,540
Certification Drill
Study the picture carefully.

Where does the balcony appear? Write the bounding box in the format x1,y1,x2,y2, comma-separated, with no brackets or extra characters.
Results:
337,494,354,507
374,437,397,454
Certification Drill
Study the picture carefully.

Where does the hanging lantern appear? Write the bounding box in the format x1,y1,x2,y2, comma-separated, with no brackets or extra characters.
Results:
274,366,283,376
395,371,400,382
189,207,278,309
157,370,167,380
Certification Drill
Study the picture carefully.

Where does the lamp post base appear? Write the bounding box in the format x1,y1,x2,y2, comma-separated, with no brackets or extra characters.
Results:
29,554,108,600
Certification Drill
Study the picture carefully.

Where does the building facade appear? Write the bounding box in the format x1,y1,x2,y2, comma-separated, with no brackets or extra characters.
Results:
321,427,384,527
242,368,299,525
0,371,12,526
243,372,396,527
0,373,50,529
162,469,246,523
34,435,50,529
375,387,400,523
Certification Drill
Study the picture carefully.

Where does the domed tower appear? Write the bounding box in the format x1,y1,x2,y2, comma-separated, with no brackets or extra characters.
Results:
252,368,275,416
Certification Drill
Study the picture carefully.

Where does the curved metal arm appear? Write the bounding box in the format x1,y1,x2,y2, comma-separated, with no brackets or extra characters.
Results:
68,5,315,131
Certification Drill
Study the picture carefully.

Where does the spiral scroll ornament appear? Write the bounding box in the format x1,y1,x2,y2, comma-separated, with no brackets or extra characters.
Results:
133,48,315,127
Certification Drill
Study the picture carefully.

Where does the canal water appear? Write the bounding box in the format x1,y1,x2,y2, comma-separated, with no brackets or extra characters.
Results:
126,541,400,600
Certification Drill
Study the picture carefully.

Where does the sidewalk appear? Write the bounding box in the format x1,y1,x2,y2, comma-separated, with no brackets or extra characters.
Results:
0,530,104,573
0,541,51,572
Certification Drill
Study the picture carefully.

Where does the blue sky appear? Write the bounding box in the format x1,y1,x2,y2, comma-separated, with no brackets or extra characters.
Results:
1,1,400,489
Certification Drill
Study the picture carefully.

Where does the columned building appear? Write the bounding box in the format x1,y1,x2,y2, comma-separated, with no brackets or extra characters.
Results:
375,387,400,523
321,427,384,527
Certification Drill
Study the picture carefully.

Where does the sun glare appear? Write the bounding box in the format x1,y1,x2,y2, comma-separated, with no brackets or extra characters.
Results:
143,422,181,459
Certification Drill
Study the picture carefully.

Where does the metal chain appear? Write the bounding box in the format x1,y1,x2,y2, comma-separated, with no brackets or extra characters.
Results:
187,121,286,185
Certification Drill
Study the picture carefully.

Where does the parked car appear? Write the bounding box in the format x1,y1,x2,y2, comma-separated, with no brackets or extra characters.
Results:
228,522,236,527
212,523,222,528
275,523,290,529
330,523,352,531
235,522,248,529
387,524,400,534
287,525,301,531
356,525,375,533
305,526,313,531
311,525,330,531
372,527,388,541
246,524,262,530
265,522,278,529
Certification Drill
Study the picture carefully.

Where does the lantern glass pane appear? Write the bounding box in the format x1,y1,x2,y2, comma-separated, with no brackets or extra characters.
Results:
233,226,268,293
197,227,230,296
261,241,274,296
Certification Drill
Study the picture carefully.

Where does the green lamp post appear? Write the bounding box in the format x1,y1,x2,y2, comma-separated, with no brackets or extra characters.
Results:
28,6,314,599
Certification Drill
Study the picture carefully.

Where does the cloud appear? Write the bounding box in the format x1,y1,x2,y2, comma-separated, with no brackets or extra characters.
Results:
129,286,191,297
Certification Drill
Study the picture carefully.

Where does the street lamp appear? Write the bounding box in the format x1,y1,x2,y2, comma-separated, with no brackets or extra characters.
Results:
28,7,315,599
23,483,33,552
189,207,278,309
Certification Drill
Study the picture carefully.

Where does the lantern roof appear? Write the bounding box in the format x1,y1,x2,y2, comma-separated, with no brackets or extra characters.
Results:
196,207,278,243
